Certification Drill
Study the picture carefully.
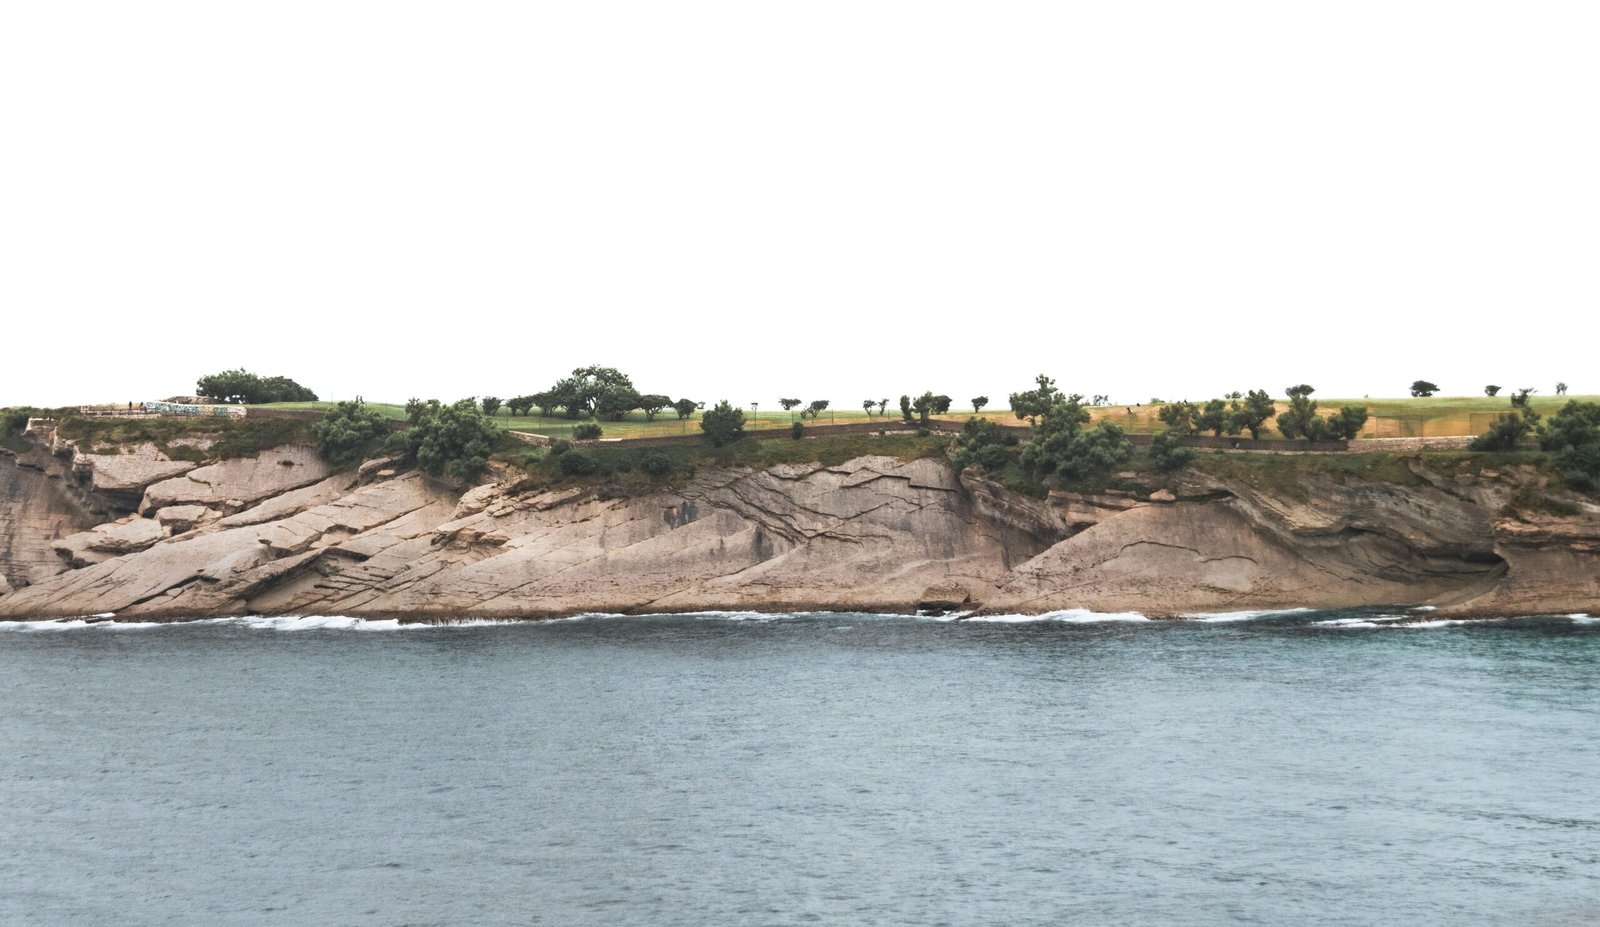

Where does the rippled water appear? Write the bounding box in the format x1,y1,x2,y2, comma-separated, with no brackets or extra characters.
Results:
3,608,1598,926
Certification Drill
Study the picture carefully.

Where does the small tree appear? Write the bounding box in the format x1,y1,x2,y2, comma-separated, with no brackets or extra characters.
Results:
481,396,502,417
1326,406,1370,440
951,417,1011,473
1197,399,1232,437
1229,390,1277,439
638,394,671,421
1410,380,1439,398
1511,388,1536,408
673,398,698,420
779,398,802,412
1556,382,1569,396
1158,401,1199,435
862,399,876,417
506,395,536,416
804,400,830,420
876,398,889,417
1470,407,1539,451
971,396,988,414
1484,385,1502,398
1278,386,1320,439
533,391,559,417
930,395,952,416
700,400,746,447
911,392,936,425
899,394,914,423
1009,374,1061,426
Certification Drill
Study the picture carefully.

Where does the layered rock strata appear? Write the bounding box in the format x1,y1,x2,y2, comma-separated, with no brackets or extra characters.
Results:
1,444,1597,620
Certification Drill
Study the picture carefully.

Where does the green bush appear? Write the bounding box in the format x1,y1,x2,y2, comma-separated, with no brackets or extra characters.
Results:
399,398,499,480
573,421,603,440
1149,432,1196,471
550,439,572,456
642,452,673,477
1540,401,1600,491
2,407,34,435
700,400,746,447
312,400,391,468
791,421,805,439
558,450,597,476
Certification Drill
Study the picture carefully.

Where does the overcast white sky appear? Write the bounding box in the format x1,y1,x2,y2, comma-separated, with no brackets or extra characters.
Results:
2,2,1595,408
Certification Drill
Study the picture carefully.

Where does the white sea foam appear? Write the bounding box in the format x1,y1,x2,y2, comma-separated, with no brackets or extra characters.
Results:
1314,614,1411,629
963,608,1150,624
1183,607,1313,623
0,618,165,632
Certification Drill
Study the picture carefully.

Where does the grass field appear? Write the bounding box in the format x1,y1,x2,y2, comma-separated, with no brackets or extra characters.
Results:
251,394,1597,442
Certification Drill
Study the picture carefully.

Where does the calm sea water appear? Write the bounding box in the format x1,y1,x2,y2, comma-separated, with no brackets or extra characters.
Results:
2,608,1597,926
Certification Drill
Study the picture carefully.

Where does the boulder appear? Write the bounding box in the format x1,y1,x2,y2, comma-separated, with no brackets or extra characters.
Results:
1149,489,1177,503
155,505,213,533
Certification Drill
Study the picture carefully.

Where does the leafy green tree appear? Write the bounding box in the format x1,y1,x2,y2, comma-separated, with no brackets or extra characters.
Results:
876,399,889,417
804,399,830,420
638,394,671,421
672,398,698,420
911,392,935,425
779,398,802,412
971,396,988,414
312,400,391,468
1540,401,1600,490
1277,386,1320,439
531,391,559,417
1158,401,1200,435
700,400,746,447
481,396,502,417
573,421,603,440
506,395,536,416
1149,431,1195,471
1410,380,1439,398
400,398,499,480
1009,374,1061,425
1556,382,1569,396
1326,406,1370,440
899,395,914,423
1484,385,1502,398
1511,388,1536,408
1197,399,1234,437
930,395,952,416
1470,407,1539,451
862,399,876,417
195,369,318,404
1019,393,1132,481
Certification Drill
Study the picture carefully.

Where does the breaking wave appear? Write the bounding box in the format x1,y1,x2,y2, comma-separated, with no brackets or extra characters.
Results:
1183,608,1313,623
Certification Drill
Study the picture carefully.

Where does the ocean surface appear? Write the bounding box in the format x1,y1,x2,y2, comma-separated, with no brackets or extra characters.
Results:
3,608,1598,926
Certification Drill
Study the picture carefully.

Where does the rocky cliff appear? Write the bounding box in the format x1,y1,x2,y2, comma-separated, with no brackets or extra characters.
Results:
1,435,1596,621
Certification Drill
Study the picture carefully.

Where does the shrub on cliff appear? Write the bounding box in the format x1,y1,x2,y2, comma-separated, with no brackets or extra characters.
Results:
700,400,745,447
558,450,598,476
1471,408,1539,452
642,452,674,477
573,421,603,440
1149,432,1195,471
1540,401,1600,491
313,401,391,468
400,398,499,480
952,417,1010,473
2,407,35,435
1019,393,1133,482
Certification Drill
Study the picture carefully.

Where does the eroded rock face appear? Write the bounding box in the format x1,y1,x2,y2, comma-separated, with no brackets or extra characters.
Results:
1,446,1597,620
140,446,333,515
0,449,99,589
